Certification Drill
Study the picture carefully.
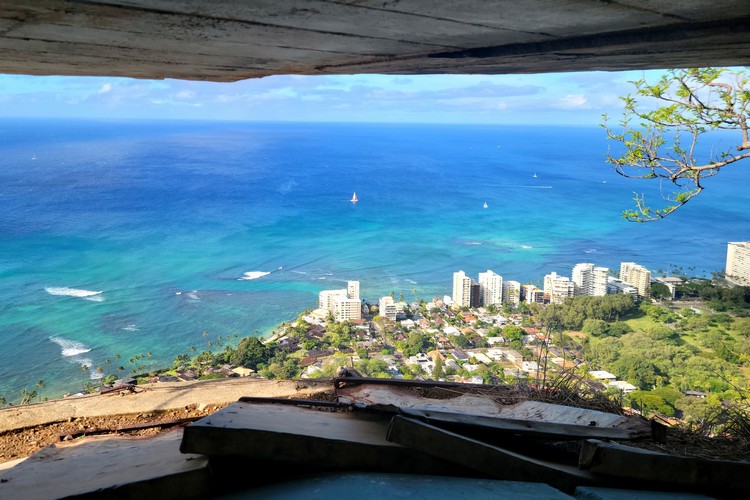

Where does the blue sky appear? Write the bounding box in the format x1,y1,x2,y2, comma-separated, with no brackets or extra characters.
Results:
0,70,677,124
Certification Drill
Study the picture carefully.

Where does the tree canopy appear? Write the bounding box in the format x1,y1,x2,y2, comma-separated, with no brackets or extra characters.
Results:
603,67,750,222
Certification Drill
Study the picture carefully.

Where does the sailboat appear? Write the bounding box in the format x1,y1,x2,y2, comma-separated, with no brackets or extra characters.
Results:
350,192,358,203
532,172,538,178
483,201,488,209
31,154,37,160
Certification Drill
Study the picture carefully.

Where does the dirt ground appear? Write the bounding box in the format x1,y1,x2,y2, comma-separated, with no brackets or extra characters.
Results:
0,377,334,464
0,405,225,463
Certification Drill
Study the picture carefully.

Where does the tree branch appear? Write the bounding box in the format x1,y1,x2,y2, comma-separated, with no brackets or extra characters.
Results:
603,67,750,221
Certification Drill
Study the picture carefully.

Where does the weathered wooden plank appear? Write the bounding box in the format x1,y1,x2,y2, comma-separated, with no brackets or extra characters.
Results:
387,415,600,494
400,408,649,441
180,402,461,474
580,439,750,494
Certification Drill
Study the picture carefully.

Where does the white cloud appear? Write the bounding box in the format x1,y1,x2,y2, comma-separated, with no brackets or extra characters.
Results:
176,90,196,100
98,83,112,94
557,94,589,109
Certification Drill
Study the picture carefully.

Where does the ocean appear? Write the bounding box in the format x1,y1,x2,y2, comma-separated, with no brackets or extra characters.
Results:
1,119,749,399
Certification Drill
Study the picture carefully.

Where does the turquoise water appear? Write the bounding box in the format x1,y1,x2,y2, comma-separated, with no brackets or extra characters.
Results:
1,120,748,399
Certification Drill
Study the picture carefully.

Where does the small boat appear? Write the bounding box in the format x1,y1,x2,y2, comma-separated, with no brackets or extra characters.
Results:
483,201,488,209
350,192,358,203
532,172,538,178
31,154,37,160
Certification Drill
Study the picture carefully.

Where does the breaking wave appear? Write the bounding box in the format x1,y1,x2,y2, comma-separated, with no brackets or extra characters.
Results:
50,336,92,357
45,287,103,301
238,271,270,281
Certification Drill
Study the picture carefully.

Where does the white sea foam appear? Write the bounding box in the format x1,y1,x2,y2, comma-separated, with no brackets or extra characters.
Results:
464,241,483,245
291,270,308,275
45,287,103,301
50,336,91,357
122,324,139,332
185,291,200,300
520,245,533,249
238,271,270,281
584,248,598,254
405,279,418,285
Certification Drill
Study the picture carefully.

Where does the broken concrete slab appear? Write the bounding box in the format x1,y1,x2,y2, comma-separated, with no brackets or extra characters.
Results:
0,429,209,500
387,415,599,494
337,383,639,429
399,408,649,441
579,439,750,495
180,401,460,474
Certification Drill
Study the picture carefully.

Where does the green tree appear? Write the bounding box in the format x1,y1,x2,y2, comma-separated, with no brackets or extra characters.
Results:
229,337,271,369
452,334,470,348
173,353,191,370
19,388,37,405
432,357,445,380
36,379,46,402
650,282,671,300
502,325,525,342
582,318,610,337
603,67,750,221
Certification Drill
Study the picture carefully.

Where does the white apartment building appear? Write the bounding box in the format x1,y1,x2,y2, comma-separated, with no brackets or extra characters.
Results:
319,289,347,312
478,269,503,306
347,280,360,300
572,263,609,296
503,280,521,306
620,262,651,298
607,276,638,296
452,270,472,307
522,284,545,304
333,297,362,322
543,272,575,304
726,242,750,286
379,295,398,321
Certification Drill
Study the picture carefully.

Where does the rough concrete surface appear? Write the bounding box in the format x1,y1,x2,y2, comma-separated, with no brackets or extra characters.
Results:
0,1,748,81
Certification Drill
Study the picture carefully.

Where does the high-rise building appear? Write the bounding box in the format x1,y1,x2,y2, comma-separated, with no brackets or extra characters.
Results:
522,284,545,304
572,263,609,296
572,263,594,295
503,280,521,306
379,296,397,321
319,289,347,312
452,270,472,307
347,280,360,300
620,262,651,298
478,270,503,306
726,242,750,286
334,297,362,322
470,282,481,308
543,272,575,304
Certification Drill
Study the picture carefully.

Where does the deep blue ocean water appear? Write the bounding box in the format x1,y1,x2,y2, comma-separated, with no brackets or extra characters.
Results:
1,119,749,399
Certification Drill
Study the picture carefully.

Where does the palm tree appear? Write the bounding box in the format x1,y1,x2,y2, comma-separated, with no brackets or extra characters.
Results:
19,388,37,405
36,379,45,402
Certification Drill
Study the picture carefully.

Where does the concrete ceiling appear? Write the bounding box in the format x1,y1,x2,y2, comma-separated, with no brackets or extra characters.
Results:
1,1,748,82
